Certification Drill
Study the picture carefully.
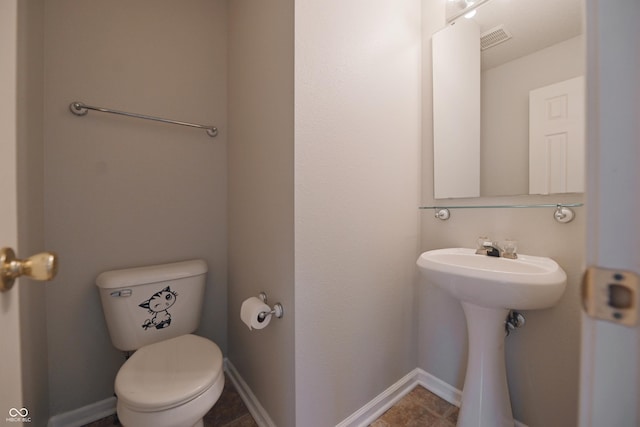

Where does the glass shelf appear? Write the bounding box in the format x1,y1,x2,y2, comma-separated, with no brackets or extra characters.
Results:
419,202,584,210
421,203,583,222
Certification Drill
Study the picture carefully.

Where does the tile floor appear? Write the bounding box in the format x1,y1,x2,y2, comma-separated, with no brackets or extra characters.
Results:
83,380,455,427
369,386,458,427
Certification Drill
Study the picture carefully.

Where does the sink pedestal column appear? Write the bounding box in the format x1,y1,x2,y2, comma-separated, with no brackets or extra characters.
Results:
458,302,514,427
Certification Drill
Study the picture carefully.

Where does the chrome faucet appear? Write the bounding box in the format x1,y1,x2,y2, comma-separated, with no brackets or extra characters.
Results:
483,241,502,258
475,238,518,259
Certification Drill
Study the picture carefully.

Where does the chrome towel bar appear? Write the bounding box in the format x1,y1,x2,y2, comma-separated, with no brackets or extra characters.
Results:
69,101,218,137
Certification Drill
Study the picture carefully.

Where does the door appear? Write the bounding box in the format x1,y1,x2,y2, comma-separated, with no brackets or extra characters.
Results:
529,76,585,195
0,0,24,421
1,2,55,425
579,1,640,426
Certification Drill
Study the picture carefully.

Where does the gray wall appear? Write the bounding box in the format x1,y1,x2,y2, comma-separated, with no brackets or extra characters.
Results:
228,1,421,426
294,0,422,424
227,1,295,426
36,2,584,425
420,3,584,426
43,0,228,416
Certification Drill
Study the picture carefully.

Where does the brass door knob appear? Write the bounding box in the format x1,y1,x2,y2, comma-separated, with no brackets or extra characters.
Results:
0,247,58,292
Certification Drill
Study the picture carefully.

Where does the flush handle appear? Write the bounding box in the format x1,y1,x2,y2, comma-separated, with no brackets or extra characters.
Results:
0,247,59,292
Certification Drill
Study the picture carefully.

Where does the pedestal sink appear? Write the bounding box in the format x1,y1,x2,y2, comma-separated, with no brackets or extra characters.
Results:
417,248,567,427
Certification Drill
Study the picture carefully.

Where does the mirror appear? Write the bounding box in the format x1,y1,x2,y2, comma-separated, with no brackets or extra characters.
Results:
432,0,584,199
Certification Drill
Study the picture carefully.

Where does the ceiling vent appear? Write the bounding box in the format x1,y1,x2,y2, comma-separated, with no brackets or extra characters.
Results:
480,25,513,50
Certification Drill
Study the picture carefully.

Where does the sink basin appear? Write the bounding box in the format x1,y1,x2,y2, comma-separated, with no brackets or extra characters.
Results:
417,247,566,310
416,248,567,427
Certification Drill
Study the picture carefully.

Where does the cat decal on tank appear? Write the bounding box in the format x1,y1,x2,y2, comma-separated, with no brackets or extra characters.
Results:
139,286,178,330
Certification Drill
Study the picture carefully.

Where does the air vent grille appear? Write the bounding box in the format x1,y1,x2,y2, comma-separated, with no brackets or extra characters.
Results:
480,25,512,50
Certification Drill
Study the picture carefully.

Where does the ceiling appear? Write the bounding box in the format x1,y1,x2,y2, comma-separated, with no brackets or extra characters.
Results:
447,0,584,70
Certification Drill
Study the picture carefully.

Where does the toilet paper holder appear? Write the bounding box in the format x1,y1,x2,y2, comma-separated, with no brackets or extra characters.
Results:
258,292,284,322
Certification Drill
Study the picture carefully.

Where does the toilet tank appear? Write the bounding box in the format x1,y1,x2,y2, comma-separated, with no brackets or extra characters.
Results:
96,259,207,351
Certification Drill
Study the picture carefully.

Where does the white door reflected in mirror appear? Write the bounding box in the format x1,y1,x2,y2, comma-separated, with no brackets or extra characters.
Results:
529,76,585,195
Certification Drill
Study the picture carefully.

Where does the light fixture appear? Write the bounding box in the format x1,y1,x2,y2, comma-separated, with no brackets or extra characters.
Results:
464,0,477,18
447,0,488,23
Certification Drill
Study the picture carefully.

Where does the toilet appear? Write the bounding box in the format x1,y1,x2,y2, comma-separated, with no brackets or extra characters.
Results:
96,259,224,427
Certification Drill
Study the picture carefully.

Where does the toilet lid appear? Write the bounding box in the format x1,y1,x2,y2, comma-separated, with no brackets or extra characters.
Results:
115,334,223,411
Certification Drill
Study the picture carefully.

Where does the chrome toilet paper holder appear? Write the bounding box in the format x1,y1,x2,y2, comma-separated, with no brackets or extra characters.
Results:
258,292,284,322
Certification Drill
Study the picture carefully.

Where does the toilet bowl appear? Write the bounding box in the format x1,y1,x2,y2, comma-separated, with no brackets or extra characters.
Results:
115,335,224,427
96,260,224,427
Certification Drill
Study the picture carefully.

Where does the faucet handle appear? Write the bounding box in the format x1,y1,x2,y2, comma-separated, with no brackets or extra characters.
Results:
476,236,491,254
502,239,518,259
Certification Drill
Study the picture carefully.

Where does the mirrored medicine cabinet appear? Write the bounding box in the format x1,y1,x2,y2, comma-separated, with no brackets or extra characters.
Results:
432,0,585,199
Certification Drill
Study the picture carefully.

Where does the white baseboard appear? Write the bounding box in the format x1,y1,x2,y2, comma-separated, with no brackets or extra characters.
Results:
46,366,527,427
47,396,116,427
224,358,277,427
45,359,274,427
337,368,529,427
335,368,422,427
414,369,462,407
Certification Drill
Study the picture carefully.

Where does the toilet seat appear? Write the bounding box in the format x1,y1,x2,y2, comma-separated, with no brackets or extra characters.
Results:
115,334,223,412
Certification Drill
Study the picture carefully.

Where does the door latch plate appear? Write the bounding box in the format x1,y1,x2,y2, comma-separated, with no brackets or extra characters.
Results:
582,266,639,327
